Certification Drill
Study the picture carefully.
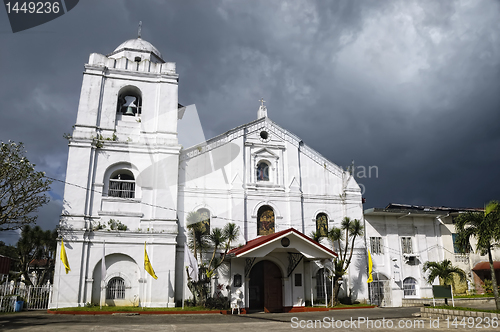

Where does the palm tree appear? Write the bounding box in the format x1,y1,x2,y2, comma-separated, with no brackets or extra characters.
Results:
309,230,322,243
327,217,363,306
186,211,209,262
455,200,500,310
328,227,343,259
207,222,240,275
207,228,225,269
423,259,467,300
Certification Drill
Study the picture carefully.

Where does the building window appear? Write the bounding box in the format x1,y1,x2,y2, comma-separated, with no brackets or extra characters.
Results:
403,277,417,297
256,161,269,181
452,233,469,254
197,208,210,235
108,171,135,198
257,205,275,235
401,237,413,254
117,86,142,116
295,273,302,287
370,237,383,254
107,277,125,299
316,213,328,237
316,268,332,302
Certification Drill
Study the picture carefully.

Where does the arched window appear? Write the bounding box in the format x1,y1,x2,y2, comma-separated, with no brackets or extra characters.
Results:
108,170,135,198
403,277,417,297
107,277,125,299
256,161,269,181
316,213,328,237
257,205,274,235
316,268,332,303
117,86,142,116
197,208,210,235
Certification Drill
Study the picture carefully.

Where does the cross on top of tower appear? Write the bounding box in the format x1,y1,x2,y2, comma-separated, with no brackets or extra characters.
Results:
257,98,268,119
138,21,142,39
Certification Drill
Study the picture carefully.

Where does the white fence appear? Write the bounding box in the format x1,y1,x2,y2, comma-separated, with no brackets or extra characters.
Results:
0,283,52,312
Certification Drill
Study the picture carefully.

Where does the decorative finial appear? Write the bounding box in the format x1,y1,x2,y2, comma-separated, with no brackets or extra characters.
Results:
138,21,142,39
259,98,265,107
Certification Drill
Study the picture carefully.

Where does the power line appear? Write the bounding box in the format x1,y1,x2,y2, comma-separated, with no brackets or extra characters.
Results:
45,175,363,227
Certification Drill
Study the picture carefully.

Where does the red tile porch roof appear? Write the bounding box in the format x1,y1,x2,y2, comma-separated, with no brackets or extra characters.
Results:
228,227,337,257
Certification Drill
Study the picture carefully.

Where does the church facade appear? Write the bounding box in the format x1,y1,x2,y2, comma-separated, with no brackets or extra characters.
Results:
50,37,367,311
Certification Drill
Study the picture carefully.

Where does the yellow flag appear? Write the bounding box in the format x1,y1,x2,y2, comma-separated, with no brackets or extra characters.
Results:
60,239,70,274
367,249,373,283
144,242,158,280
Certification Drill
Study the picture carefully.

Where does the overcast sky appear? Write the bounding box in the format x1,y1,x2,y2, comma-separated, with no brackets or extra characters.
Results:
1,0,499,244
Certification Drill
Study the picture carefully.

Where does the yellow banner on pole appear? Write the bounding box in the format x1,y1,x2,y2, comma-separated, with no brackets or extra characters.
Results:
144,242,158,280
367,249,373,283
60,239,71,274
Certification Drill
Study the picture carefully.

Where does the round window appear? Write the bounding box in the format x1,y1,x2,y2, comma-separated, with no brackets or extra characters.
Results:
260,131,270,142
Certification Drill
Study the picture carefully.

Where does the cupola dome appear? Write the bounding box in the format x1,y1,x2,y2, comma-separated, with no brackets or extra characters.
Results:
108,37,164,63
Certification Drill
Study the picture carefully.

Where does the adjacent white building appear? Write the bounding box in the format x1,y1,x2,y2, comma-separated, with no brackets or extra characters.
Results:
364,203,495,307
50,37,368,311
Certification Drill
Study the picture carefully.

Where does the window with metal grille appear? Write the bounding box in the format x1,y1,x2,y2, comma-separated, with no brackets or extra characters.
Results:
401,237,413,254
107,277,125,299
403,277,417,297
370,237,383,254
108,172,135,198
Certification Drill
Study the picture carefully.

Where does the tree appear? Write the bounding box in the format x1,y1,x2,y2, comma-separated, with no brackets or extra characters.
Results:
185,211,240,308
327,217,363,306
0,241,17,260
455,201,500,310
186,211,209,262
14,225,57,286
0,141,52,231
423,259,467,303
309,230,322,243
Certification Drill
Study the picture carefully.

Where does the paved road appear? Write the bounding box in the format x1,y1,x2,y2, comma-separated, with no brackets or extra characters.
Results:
0,307,496,331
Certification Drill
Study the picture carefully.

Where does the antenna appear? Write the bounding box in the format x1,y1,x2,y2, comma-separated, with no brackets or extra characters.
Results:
138,21,142,38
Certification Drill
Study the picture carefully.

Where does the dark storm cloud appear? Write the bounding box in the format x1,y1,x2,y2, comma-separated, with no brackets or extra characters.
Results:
0,0,499,243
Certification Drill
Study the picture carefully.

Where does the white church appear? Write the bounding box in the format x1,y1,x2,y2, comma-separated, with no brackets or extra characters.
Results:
50,36,368,311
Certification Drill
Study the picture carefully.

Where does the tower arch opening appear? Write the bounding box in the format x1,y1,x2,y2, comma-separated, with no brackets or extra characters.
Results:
117,86,142,117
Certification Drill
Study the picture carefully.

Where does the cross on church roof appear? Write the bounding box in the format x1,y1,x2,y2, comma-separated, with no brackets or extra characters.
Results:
138,21,142,39
259,98,265,107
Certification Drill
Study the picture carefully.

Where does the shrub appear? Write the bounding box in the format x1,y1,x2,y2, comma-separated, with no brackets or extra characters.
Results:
205,296,229,310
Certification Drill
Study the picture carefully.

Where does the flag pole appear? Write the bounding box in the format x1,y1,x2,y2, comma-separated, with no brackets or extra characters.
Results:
56,253,61,310
100,240,106,310
182,266,185,309
56,240,62,311
143,243,146,310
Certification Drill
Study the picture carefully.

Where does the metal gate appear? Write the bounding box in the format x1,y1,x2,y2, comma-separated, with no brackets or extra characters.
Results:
369,274,391,307
0,283,52,312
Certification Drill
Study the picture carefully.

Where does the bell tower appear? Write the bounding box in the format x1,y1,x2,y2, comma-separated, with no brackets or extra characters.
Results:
53,36,180,308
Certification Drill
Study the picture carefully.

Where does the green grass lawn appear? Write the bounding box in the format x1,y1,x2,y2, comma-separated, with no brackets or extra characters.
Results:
309,303,373,308
50,306,221,312
454,294,495,298
49,302,372,313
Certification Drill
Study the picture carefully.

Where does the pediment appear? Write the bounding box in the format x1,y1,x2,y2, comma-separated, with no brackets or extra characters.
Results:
252,147,278,158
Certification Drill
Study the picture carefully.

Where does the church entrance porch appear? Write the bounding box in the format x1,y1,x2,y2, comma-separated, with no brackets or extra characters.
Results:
249,260,283,312
226,228,337,313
